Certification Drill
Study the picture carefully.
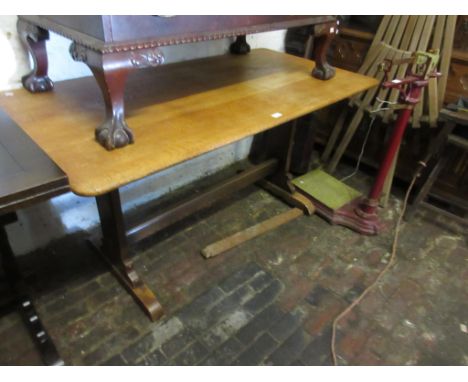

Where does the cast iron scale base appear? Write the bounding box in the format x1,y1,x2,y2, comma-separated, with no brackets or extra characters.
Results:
292,169,382,235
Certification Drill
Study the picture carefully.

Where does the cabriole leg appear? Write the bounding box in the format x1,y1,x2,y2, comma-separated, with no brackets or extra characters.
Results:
70,43,165,150
17,19,54,92
311,21,338,80
90,64,134,150
70,42,135,150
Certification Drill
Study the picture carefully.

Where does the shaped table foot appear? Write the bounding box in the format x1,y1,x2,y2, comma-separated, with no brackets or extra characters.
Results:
87,240,163,321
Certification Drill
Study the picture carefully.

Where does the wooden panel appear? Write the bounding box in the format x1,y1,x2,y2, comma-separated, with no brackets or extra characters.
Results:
0,49,377,196
38,16,106,40
22,15,335,48
108,16,334,43
329,34,369,72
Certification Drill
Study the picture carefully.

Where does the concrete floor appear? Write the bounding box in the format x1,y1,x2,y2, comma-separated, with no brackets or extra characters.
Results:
0,165,467,365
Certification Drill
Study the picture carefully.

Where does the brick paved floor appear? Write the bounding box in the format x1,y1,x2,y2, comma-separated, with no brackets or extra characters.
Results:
0,165,467,365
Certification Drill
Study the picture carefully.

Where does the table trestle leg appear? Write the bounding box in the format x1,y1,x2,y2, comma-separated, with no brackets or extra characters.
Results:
95,190,164,321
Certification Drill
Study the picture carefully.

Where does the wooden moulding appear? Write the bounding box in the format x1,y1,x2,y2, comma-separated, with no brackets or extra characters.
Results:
18,16,336,53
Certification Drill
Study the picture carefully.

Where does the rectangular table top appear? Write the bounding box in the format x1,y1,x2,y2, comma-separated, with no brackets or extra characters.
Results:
0,49,377,196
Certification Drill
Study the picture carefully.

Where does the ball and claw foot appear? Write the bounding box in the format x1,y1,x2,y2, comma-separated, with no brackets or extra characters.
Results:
312,64,336,81
95,117,135,150
22,74,54,93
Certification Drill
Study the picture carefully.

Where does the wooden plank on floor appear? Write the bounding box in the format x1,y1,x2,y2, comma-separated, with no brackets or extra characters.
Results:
201,208,304,258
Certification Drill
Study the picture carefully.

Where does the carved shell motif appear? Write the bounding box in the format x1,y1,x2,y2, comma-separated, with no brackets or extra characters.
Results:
130,49,165,68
